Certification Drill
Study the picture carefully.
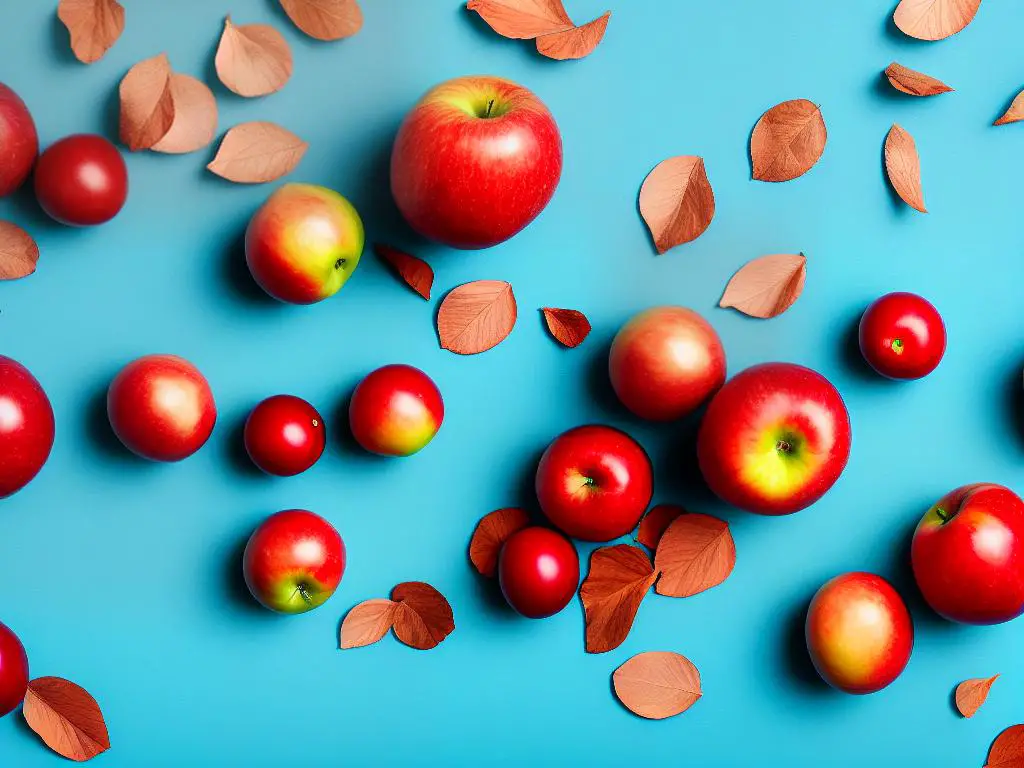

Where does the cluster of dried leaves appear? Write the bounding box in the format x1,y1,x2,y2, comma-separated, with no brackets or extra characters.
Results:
21,677,110,762
340,582,455,651
467,0,610,61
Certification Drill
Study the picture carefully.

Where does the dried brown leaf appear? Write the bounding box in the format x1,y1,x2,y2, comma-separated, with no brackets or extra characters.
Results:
637,504,685,550
437,280,517,355
279,0,363,41
995,91,1024,126
884,123,927,213
580,544,657,654
118,53,175,151
22,677,110,762
719,253,806,319
536,11,610,60
0,221,39,280
893,0,981,41
469,507,531,578
374,244,434,300
612,651,702,720
750,99,826,182
206,121,307,183
339,599,399,649
391,581,455,650
215,17,293,98
638,156,715,254
465,0,573,38
655,513,736,598
151,74,218,155
541,307,591,348
955,675,999,718
884,62,953,97
57,0,124,64
987,725,1024,767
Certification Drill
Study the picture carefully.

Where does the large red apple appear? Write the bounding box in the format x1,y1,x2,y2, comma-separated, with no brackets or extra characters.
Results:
697,363,851,515
390,75,562,249
911,483,1024,624
608,306,726,421
0,82,38,198
535,425,652,542
0,620,28,718
0,356,55,498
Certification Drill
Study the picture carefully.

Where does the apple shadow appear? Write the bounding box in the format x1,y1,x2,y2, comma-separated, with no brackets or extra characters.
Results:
329,385,392,465
650,408,719,512
583,339,626,419
780,598,832,695
836,313,886,385
84,384,151,467
219,227,278,307
222,413,264,478
221,529,266,616
1003,363,1024,451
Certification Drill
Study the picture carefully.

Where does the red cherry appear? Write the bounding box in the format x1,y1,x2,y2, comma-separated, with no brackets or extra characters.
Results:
0,620,29,718
859,292,945,380
498,527,579,619
0,356,55,498
33,134,128,226
244,395,325,476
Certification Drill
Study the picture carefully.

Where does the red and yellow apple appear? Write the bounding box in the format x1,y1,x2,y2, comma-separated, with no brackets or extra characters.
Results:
349,364,443,456
0,356,55,498
0,82,37,198
697,362,851,515
0,620,28,717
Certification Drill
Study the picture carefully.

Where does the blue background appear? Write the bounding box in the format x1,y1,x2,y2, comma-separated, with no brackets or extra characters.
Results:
1,1,1022,765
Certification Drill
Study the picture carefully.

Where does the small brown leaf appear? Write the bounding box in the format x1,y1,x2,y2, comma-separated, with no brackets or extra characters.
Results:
22,677,110,762
612,651,702,720
884,63,953,97
987,725,1024,767
750,99,826,182
655,513,736,598
151,74,218,155
279,0,363,41
580,544,657,654
955,675,999,718
719,253,807,319
206,122,307,183
541,308,591,348
884,123,927,213
391,581,455,650
469,507,531,578
637,504,685,550
893,0,981,41
375,244,433,300
57,0,124,64
0,221,40,280
118,53,175,151
638,156,715,254
536,11,610,60
215,17,293,98
465,0,573,38
437,280,517,355
995,90,1024,126
339,599,399,649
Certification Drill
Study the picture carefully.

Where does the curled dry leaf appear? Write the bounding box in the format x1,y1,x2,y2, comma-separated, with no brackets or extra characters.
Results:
750,99,826,182
884,63,953,97
893,0,981,41
206,122,308,184
986,725,1024,767
995,91,1024,126
391,581,455,650
340,598,399,649
580,544,657,654
469,507,531,578
118,53,175,151
466,0,573,38
638,156,715,254
215,17,293,98
151,74,218,155
22,677,110,762
884,124,927,213
612,651,702,720
536,11,610,60
655,513,736,598
541,307,591,348
719,253,807,319
955,675,999,718
437,280,517,355
279,0,363,41
57,0,125,64
637,504,685,550
0,220,40,281
374,244,433,300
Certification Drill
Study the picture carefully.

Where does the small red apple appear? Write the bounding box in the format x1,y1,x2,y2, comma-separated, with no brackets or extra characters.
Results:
244,395,325,476
349,364,443,457
536,425,653,542
859,292,945,380
498,527,579,619
912,483,1024,625
0,620,28,718
33,134,128,226
390,75,562,249
0,82,38,198
0,356,55,498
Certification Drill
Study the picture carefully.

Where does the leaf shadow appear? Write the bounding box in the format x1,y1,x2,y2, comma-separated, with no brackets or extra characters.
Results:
13,708,41,746
48,12,79,67
882,9,930,46
871,71,908,104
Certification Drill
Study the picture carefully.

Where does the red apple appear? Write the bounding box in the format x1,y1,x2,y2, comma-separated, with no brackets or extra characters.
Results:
0,82,37,198
349,364,443,457
912,483,1024,624
697,362,851,515
859,292,945,380
390,75,562,249
608,306,726,421
33,134,128,226
805,572,913,694
0,356,55,498
245,183,364,304
0,620,28,718
107,354,216,462
498,527,579,619
243,509,345,614
244,395,325,476
536,425,652,542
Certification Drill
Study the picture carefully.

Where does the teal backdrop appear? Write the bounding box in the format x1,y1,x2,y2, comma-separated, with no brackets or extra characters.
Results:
1,1,1022,765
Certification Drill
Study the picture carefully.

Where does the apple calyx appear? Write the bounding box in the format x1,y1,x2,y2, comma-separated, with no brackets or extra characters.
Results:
334,258,347,271
776,439,793,454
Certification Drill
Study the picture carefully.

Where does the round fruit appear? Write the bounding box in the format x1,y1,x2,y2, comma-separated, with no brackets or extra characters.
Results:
0,620,29,718
498,527,579,619
609,306,726,421
244,395,325,476
349,364,443,457
107,354,216,462
0,82,38,198
33,134,128,226
859,292,945,380
0,356,55,498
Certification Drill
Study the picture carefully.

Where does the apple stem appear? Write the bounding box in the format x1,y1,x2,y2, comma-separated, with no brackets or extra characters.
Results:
935,506,949,523
485,99,494,118
891,338,904,355
297,584,313,606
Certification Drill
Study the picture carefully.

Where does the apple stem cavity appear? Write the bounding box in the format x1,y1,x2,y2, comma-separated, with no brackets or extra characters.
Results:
776,439,792,454
891,338,904,355
935,506,950,523
334,258,346,271
296,583,314,606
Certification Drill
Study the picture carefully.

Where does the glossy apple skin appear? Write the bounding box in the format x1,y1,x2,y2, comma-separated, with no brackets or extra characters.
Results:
349,364,443,457
912,483,1024,624
0,356,55,499
243,509,345,614
390,75,562,249
0,620,29,718
245,183,364,304
107,354,216,462
805,572,913,695
536,425,653,542
498,527,579,619
33,134,128,226
0,82,37,198
859,292,946,380
697,362,851,515
609,306,726,421
244,395,325,476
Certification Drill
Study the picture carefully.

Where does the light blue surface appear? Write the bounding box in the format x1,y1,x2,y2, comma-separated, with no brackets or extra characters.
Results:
1,1,1022,765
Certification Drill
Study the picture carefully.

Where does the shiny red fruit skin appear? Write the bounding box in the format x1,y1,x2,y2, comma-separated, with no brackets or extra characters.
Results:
0,356,55,498
107,354,216,462
33,134,128,226
349,364,444,457
859,292,946,380
912,483,1024,624
609,306,726,421
498,527,580,619
0,82,38,198
0,620,29,717
244,395,325,476
536,425,653,542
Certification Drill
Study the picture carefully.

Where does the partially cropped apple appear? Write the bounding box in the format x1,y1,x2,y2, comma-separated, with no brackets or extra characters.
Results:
0,82,37,198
